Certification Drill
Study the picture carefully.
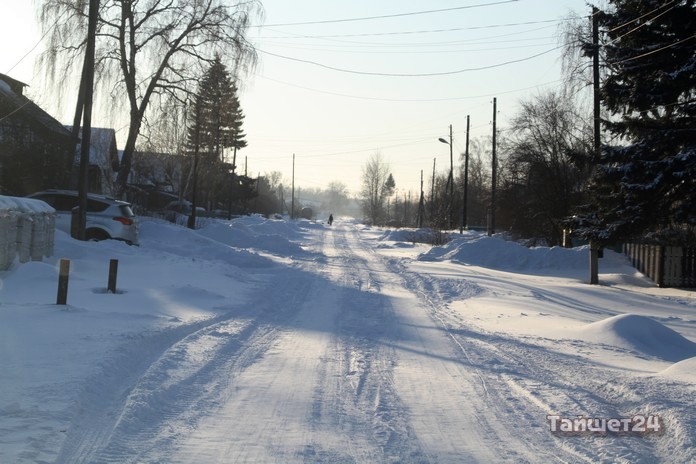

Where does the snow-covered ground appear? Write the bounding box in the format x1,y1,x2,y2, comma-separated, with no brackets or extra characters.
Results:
1,215,695,463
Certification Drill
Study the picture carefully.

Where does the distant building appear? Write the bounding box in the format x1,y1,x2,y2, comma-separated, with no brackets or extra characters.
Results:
0,73,76,196
65,126,120,195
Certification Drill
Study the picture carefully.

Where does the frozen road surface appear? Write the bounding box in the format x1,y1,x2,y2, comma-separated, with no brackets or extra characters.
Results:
3,218,694,463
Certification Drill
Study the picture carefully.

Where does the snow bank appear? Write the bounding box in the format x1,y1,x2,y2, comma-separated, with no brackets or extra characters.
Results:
659,357,696,383
576,314,696,362
417,233,633,277
198,216,309,257
139,219,273,269
379,228,439,244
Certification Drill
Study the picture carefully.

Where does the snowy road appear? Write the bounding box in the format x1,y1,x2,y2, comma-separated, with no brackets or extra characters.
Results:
39,221,695,463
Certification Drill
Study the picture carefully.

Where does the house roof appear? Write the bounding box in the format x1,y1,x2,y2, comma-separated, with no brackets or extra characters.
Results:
0,73,74,139
66,126,118,166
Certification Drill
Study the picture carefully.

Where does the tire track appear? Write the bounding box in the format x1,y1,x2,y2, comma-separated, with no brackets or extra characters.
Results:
385,256,661,463
56,257,320,463
306,224,430,463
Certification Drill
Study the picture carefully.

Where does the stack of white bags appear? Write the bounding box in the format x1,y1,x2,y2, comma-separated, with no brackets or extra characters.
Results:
0,195,55,270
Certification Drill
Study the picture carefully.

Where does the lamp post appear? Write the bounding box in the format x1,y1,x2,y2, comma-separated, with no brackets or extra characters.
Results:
438,124,454,230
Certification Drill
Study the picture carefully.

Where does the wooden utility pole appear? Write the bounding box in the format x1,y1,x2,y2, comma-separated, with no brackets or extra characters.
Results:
461,114,470,234
489,98,497,236
448,124,454,230
418,170,425,228
73,0,99,240
291,153,295,219
590,7,601,285
430,157,436,224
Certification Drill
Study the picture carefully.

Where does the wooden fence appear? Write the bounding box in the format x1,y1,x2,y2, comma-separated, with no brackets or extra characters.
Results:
623,243,696,288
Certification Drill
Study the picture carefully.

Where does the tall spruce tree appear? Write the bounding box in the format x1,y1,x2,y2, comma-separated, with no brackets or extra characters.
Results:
577,0,696,243
186,57,247,213
188,56,247,162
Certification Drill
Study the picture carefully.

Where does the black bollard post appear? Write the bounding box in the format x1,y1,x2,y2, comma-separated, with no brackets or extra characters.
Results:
107,259,118,294
56,259,70,305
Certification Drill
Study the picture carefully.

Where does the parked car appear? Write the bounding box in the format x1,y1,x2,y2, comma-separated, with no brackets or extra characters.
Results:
27,189,139,245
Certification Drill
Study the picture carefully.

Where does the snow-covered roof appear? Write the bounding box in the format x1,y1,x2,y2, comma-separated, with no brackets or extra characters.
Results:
0,74,73,139
66,126,118,166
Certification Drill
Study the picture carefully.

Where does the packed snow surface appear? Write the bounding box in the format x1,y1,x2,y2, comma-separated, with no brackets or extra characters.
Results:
1,218,695,463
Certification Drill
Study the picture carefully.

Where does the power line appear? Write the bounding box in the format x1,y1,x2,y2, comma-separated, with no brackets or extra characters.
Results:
260,41,559,56
609,3,678,44
260,18,578,40
608,34,696,65
256,73,562,102
255,1,519,28
256,45,562,77
259,29,559,49
5,8,70,75
606,0,678,33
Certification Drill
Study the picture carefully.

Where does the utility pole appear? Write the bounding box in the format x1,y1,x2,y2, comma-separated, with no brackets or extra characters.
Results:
461,114,470,234
279,184,284,215
489,98,497,236
590,7,601,285
291,153,295,219
448,124,454,230
430,157,436,224
73,0,99,240
418,170,425,228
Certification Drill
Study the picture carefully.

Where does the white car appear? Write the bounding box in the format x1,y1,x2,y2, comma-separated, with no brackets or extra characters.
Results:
27,190,139,245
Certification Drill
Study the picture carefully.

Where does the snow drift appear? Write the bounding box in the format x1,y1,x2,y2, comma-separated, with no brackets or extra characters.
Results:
659,357,696,383
577,314,696,362
416,233,634,277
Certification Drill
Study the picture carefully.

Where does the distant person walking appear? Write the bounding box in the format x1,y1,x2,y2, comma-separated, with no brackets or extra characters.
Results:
328,214,334,226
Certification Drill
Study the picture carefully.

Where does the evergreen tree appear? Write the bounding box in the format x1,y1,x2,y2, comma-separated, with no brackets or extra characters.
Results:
578,0,696,243
187,56,247,161
186,56,248,211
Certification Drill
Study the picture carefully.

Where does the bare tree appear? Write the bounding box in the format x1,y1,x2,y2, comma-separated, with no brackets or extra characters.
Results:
456,137,492,229
325,181,349,215
38,0,262,197
500,91,592,244
360,153,391,225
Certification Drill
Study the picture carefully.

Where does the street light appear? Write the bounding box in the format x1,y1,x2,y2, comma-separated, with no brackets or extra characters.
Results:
438,124,454,229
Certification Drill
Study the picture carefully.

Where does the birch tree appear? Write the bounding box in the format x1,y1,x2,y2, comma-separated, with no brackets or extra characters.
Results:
38,0,262,197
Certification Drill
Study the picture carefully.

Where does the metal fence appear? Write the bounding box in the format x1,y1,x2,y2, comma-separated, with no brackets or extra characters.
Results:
623,243,696,288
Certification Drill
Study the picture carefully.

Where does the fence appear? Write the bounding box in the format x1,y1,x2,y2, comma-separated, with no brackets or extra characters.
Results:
0,196,55,270
623,243,696,288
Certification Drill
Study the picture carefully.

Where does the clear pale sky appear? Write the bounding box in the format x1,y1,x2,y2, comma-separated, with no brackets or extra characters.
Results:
1,0,593,197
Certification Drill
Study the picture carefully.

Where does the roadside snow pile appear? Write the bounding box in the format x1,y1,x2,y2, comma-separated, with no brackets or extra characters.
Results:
418,234,586,271
417,233,633,276
379,228,438,244
659,357,696,383
576,314,696,362
197,216,309,258
139,219,273,269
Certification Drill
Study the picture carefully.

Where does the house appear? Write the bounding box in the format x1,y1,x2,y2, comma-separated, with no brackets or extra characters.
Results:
66,126,120,196
0,73,76,196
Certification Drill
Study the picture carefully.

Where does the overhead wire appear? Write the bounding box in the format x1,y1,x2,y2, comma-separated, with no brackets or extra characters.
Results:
254,1,519,28
255,45,563,77
259,18,581,40
608,34,696,65
254,73,563,103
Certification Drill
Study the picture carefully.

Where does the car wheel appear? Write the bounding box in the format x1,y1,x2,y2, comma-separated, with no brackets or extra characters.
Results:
86,229,110,241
